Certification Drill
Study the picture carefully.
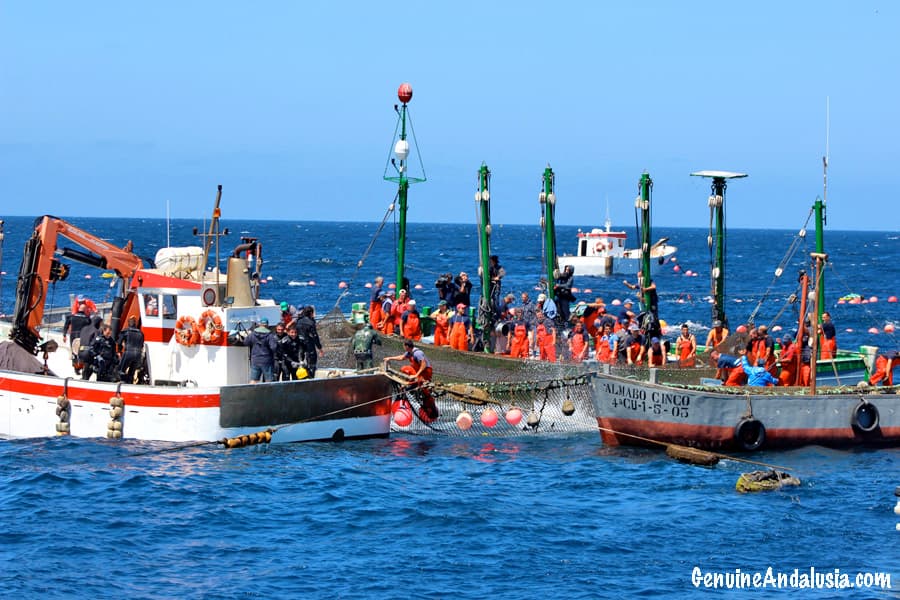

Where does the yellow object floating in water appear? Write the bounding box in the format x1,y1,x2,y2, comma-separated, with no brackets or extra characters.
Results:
736,470,801,493
101,272,116,279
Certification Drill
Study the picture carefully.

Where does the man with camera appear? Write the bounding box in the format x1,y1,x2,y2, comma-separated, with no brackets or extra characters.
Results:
435,272,458,305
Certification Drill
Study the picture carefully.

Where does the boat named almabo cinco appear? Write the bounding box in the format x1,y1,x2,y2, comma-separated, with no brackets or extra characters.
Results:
591,170,898,451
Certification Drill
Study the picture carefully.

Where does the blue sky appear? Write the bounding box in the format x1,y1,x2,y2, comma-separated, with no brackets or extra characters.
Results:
1,2,897,231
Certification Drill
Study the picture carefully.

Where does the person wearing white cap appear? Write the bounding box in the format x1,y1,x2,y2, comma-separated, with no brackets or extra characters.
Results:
537,292,557,321
400,299,423,341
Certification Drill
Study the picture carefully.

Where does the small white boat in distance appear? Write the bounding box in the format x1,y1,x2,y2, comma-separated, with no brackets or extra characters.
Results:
558,217,676,276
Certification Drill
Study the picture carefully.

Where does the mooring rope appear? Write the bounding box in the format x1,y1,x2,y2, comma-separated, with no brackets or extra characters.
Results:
596,425,793,471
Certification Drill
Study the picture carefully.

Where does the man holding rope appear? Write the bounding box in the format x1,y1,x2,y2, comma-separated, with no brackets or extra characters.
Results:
384,339,439,422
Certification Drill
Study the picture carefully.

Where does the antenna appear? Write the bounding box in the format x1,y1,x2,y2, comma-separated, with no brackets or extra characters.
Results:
166,199,171,247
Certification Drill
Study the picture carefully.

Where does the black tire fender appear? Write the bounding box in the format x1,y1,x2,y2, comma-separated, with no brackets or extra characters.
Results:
734,418,766,452
851,401,879,433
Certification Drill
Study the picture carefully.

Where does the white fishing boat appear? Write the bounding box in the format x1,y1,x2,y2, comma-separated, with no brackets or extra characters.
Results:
0,188,395,444
558,216,676,276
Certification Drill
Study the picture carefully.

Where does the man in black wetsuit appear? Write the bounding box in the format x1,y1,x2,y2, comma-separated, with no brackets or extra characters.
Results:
78,315,102,380
296,306,324,378
63,301,92,374
117,316,145,384
90,324,118,382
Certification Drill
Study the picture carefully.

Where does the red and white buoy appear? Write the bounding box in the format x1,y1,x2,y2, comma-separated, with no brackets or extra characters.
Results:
456,411,473,431
398,82,413,104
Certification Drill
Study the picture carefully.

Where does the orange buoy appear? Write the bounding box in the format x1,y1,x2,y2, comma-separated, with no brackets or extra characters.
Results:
393,404,413,427
414,284,423,290
868,327,880,334
456,411,473,430
884,324,896,333
338,281,348,289
308,280,316,286
888,296,897,303
583,288,592,294
736,325,748,333
388,283,396,289
364,282,372,288
673,265,681,272
481,407,498,428
869,296,879,303
505,406,523,426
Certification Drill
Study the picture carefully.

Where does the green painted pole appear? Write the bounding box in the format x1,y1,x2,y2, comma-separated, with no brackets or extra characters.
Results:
476,163,493,350
711,176,728,329
540,166,558,300
395,103,409,292
638,172,652,309
813,197,826,322
477,163,492,308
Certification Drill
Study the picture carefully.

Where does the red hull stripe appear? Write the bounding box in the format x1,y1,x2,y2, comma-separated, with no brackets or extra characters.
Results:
597,417,900,449
0,377,219,409
132,270,202,290
143,327,174,343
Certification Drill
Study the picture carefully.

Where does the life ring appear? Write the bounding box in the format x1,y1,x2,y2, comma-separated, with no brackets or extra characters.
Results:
71,297,98,316
197,310,224,344
174,315,200,346
851,401,879,433
734,418,766,451
594,241,605,253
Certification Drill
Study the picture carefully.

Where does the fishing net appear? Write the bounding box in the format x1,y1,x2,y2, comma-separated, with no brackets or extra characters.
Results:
390,373,597,436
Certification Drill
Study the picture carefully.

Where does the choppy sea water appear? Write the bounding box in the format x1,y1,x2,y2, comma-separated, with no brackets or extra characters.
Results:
1,436,898,598
0,217,898,597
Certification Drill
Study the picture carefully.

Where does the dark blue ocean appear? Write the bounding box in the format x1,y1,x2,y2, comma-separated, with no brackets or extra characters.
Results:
1,216,898,597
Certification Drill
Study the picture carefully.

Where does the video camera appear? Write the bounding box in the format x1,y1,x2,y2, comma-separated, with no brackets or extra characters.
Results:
435,273,453,288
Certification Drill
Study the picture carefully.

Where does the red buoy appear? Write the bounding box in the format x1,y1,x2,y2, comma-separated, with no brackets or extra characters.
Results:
398,83,413,104
505,406,523,426
393,405,413,427
884,323,896,333
481,407,498,428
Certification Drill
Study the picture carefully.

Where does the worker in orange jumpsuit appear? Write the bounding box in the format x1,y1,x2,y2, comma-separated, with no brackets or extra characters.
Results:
384,339,438,422
430,300,451,347
400,299,423,341
676,324,697,367
869,350,900,386
506,308,531,359
777,333,798,385
647,337,666,367
568,321,590,363
379,292,394,335
596,323,617,365
448,303,473,351
535,315,556,362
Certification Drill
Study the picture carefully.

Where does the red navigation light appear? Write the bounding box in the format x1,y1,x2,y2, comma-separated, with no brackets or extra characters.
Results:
397,82,413,104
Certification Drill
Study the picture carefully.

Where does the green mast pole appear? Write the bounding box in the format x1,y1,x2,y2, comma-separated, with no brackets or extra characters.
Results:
477,163,492,309
690,171,747,329
476,163,493,350
710,176,727,328
395,103,410,292
638,172,652,308
539,165,558,300
384,83,425,293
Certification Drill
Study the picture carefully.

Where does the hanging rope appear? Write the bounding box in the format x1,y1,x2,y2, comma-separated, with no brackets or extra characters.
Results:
329,194,398,313
747,210,813,325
